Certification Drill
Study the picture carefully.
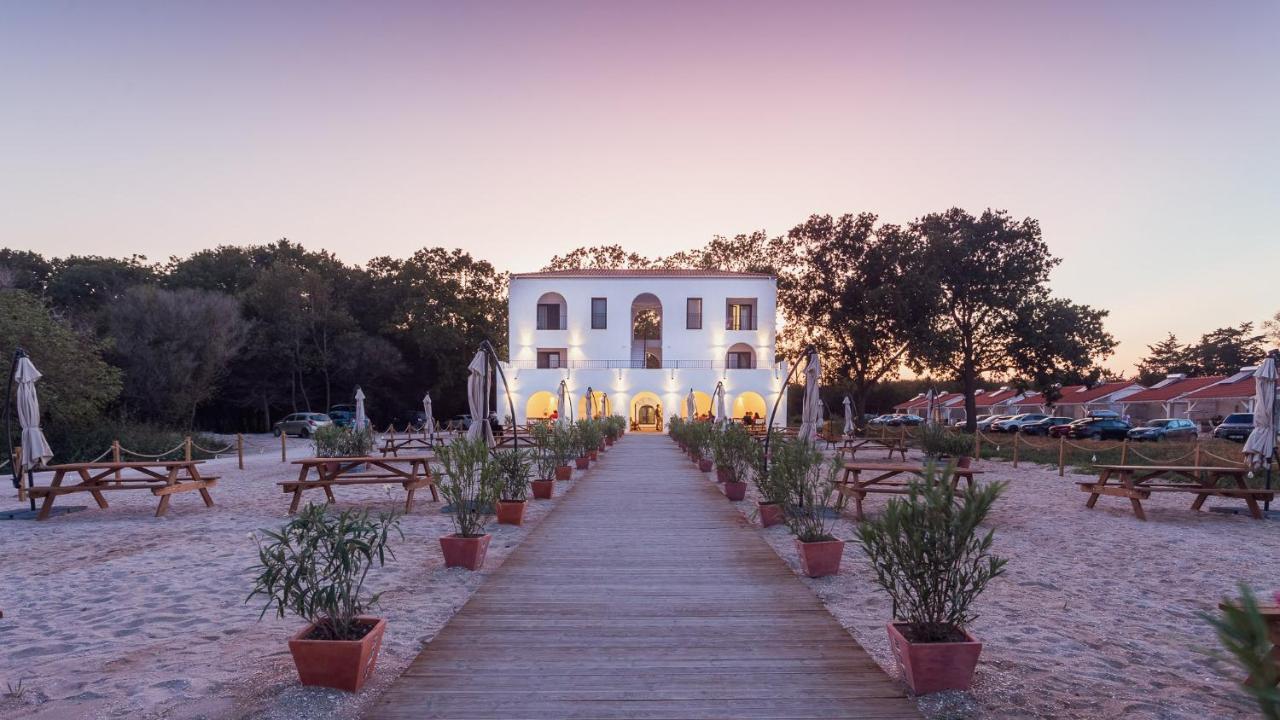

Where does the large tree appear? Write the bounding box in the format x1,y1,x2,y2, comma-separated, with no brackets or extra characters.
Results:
777,214,936,426
1134,333,1193,385
909,208,1112,431
1005,298,1117,406
1186,323,1266,375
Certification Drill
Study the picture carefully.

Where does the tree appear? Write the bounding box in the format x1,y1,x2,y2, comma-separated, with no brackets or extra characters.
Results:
909,208,1111,432
45,254,158,329
543,245,654,271
1005,298,1117,404
632,309,662,367
1264,310,1280,347
107,286,247,426
0,250,53,294
776,214,936,426
1187,323,1265,376
1134,333,1193,386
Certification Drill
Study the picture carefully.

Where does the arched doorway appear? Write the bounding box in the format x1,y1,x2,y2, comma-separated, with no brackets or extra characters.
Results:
683,390,713,420
525,391,558,422
578,390,607,419
732,391,767,423
630,293,662,368
630,391,663,431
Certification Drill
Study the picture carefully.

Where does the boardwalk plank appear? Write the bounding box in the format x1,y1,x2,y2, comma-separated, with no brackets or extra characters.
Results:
365,434,918,719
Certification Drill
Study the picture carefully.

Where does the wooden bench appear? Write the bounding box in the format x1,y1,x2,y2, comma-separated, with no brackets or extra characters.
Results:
285,456,439,514
835,439,909,462
837,462,984,520
379,435,440,457
1080,464,1272,520
27,461,217,520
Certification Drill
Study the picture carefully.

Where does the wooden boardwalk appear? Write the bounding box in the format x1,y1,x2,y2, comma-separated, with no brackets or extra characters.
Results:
367,433,919,719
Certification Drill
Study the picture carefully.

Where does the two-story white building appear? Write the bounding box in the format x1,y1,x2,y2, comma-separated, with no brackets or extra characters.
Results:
496,269,787,430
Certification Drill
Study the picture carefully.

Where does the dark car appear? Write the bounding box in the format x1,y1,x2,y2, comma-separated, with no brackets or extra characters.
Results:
885,414,925,426
328,404,357,428
1022,416,1073,436
1127,418,1198,442
1066,417,1132,441
1213,413,1255,443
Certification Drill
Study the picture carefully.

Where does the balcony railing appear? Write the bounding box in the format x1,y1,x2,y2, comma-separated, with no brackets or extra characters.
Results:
505,359,774,371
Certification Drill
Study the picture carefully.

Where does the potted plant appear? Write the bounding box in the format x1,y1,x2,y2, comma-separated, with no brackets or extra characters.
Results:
919,425,975,467
531,446,558,499
248,504,401,692
856,469,1007,694
312,424,375,473
714,424,756,501
434,437,500,570
603,416,622,446
776,441,844,577
668,416,686,451
576,419,602,462
686,423,713,471
549,424,576,479
492,449,530,524
752,436,799,527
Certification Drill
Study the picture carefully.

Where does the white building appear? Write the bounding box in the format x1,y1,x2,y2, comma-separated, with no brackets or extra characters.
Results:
496,269,787,430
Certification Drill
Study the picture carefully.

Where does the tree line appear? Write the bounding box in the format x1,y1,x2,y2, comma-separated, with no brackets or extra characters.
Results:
1134,322,1277,387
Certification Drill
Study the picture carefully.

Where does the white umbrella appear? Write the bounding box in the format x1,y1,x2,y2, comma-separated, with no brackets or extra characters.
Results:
354,386,368,432
466,351,494,446
686,389,696,421
586,387,596,420
843,396,854,436
797,353,822,444
557,380,572,428
1243,357,1277,470
422,392,434,440
714,384,728,427
16,356,53,472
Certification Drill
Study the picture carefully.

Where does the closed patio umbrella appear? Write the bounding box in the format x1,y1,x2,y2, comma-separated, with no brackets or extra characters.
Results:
1244,356,1277,470
843,396,854,436
466,351,494,446
714,383,728,427
557,380,572,428
586,387,596,420
422,392,434,440
686,389,696,421
354,386,368,432
797,354,822,444
16,355,53,476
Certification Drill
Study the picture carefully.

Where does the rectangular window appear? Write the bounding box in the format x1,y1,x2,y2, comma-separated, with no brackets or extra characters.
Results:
591,297,607,329
727,351,753,369
536,350,563,369
726,300,756,331
536,303,562,330
686,298,702,329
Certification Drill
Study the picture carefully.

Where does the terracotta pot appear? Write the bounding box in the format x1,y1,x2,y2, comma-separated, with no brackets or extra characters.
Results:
588,450,599,461
598,442,606,452
555,465,572,481
439,533,491,570
496,499,526,525
723,480,747,501
288,616,386,692
575,457,590,470
605,437,615,446
886,622,982,694
531,479,555,499
715,467,729,483
956,456,972,468
698,458,713,473
758,502,784,527
794,537,844,578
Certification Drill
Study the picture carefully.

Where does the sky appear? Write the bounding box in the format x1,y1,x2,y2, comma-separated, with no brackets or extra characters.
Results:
1,1,1277,373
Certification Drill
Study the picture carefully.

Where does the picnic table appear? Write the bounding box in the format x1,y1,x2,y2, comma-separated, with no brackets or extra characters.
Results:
379,435,442,456
284,456,440,514
837,462,984,520
26,461,217,521
1078,464,1273,521
835,438,909,462
492,434,535,450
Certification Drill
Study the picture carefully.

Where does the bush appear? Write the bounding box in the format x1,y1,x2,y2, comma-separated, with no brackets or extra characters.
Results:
919,425,975,459
50,420,225,463
856,467,1007,643
248,504,402,641
712,423,758,483
684,421,712,460
491,449,531,501
312,424,374,458
1201,584,1280,718
574,418,602,456
771,440,842,542
548,424,576,468
434,437,500,537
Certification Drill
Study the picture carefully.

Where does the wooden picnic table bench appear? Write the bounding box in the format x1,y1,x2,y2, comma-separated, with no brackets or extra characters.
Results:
26,460,217,521
379,435,442,456
835,438,909,462
492,434,535,450
284,456,440,514
837,462,984,520
1078,464,1273,521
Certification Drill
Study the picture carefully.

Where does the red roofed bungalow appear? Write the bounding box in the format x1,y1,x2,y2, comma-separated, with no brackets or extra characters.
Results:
1049,381,1144,419
1171,367,1261,423
1117,374,1225,422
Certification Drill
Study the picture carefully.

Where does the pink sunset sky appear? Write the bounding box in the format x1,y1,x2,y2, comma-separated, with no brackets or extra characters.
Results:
1,1,1277,373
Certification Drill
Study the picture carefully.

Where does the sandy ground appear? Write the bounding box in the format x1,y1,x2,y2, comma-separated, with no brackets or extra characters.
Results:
0,433,584,719
717,444,1274,719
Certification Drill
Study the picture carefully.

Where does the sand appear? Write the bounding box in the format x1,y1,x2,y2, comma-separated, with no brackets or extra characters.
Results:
0,433,584,719
720,445,1274,719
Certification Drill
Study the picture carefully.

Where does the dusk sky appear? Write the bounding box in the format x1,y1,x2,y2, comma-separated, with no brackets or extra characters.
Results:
2,1,1277,372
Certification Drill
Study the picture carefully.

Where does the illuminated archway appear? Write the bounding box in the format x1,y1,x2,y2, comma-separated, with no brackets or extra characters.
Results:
526,391,558,421
578,390,608,419
630,391,663,431
683,390,713,420
731,391,767,422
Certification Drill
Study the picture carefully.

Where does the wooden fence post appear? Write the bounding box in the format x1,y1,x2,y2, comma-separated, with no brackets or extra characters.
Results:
236,433,244,470
1121,439,1129,465
184,436,193,461
112,439,122,482
1058,435,1066,477
281,431,287,462
1194,441,1201,468
1012,432,1019,468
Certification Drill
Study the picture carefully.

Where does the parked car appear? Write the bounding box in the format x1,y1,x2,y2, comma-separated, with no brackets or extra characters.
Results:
953,414,992,429
1127,418,1198,442
447,413,505,434
273,412,333,438
867,414,895,427
976,415,1013,432
1212,413,1255,443
885,414,925,426
1047,420,1078,438
992,413,1049,433
1021,416,1073,436
1084,409,1120,419
1066,417,1132,441
328,404,356,428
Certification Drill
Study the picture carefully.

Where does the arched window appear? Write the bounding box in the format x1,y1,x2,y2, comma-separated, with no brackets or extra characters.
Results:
536,292,567,330
726,343,755,369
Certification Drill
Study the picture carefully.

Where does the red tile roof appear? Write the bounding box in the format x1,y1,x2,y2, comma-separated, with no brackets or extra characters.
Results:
976,388,1022,406
513,268,774,279
1178,375,1260,401
1120,376,1224,403
1052,381,1140,406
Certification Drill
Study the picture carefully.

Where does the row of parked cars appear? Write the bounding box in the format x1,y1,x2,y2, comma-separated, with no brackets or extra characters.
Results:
957,411,1254,442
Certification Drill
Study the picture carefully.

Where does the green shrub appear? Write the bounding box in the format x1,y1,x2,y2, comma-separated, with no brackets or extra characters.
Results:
548,424,576,468
684,421,712,460
434,437,500,537
491,449,531,501
248,504,402,641
770,440,841,542
919,424,975,459
51,420,224,462
574,418,602,456
1201,584,1280,718
712,423,758,483
312,424,374,458
856,467,1007,642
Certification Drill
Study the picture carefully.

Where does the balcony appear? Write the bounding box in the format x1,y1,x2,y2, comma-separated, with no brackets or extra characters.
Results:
505,359,771,371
